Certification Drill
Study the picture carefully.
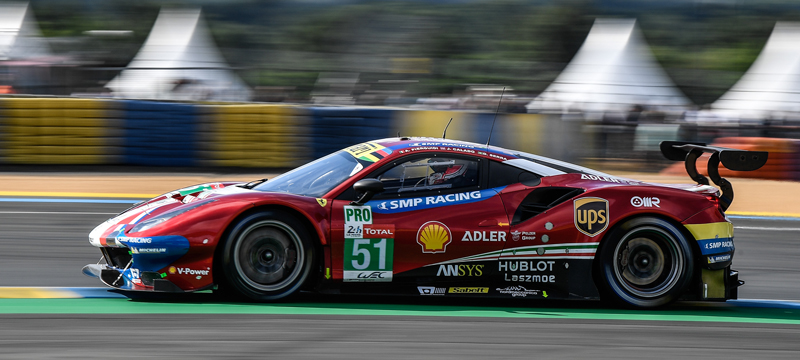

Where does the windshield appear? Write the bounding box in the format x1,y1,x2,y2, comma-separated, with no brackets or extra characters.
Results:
253,151,365,197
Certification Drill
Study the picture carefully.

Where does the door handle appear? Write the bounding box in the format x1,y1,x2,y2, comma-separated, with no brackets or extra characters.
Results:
478,219,498,227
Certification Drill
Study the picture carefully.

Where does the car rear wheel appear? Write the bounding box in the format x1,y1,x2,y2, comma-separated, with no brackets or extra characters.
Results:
221,211,316,301
597,217,694,308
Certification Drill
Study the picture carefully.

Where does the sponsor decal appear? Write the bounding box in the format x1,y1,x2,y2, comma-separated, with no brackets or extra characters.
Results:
574,197,608,237
345,142,392,163
580,174,639,185
437,264,484,276
118,237,152,244
631,196,660,208
343,205,372,238
316,198,328,207
500,261,556,283
345,271,392,281
448,287,489,294
175,267,210,276
510,231,536,241
504,274,556,283
496,285,540,298
343,238,394,282
115,235,191,273
499,261,555,272
461,231,506,242
418,286,446,295
580,174,622,183
130,247,167,254
697,238,735,255
708,254,732,264
168,266,177,274
368,187,505,214
417,221,452,253
363,224,395,238
685,222,734,255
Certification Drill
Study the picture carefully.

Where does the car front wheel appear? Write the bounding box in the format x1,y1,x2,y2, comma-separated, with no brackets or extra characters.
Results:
221,210,316,301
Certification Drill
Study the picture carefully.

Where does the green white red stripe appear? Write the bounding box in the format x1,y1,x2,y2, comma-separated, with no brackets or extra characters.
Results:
430,243,600,266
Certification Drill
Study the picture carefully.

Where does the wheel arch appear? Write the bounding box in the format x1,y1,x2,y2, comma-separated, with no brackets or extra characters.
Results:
591,212,702,294
212,204,325,289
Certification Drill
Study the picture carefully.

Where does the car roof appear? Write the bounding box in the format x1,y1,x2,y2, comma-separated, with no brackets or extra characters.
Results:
371,137,614,178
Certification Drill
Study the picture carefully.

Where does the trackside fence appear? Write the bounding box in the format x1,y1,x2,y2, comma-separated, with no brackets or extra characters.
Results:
0,98,798,181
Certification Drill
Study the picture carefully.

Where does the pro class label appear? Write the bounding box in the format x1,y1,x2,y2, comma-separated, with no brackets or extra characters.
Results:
343,205,372,238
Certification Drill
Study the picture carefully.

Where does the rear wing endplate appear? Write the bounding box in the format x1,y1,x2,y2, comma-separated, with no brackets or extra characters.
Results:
659,141,768,211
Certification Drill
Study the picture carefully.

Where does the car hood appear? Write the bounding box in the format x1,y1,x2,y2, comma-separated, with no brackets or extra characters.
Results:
88,182,252,247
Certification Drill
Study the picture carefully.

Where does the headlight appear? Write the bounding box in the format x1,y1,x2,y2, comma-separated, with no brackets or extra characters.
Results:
129,199,216,233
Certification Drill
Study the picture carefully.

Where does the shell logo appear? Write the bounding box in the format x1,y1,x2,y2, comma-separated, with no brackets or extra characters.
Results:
416,221,452,254
169,266,177,274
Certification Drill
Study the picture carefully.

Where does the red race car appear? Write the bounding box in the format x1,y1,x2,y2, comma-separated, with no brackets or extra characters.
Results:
84,138,767,308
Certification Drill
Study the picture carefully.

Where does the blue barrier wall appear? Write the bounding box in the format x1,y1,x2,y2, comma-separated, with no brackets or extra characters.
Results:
0,100,576,169
121,101,198,167
308,107,396,159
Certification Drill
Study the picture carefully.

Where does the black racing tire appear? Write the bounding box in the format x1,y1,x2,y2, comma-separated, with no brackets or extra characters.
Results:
220,210,316,301
596,217,694,308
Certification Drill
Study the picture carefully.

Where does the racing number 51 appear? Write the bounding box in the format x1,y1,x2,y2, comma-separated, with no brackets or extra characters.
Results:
345,238,394,272
352,239,386,270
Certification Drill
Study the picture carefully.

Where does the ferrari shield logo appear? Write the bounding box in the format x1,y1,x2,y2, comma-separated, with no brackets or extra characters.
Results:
574,197,608,237
316,198,328,207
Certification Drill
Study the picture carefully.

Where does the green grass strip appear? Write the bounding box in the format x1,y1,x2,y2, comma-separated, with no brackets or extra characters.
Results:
0,298,799,325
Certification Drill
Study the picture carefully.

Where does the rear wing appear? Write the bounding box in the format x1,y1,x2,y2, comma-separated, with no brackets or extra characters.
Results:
660,141,768,211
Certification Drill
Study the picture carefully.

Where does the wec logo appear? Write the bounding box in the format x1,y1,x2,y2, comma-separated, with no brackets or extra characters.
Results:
357,271,386,279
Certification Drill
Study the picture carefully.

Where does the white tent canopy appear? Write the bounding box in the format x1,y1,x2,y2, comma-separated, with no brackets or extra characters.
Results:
712,22,800,119
0,2,50,61
106,8,251,101
527,18,691,113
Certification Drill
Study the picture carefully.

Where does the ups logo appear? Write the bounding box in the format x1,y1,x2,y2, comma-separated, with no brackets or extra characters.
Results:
574,197,609,237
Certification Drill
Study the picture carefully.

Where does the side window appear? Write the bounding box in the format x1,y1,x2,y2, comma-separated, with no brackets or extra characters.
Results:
488,160,541,188
377,157,480,196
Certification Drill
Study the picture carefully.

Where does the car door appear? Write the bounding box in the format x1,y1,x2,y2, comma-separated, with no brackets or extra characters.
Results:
330,153,509,285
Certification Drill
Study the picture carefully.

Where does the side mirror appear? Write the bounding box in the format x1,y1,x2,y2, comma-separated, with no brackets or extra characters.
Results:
350,179,384,206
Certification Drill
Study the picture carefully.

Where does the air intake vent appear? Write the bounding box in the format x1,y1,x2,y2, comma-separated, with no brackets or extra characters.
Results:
512,187,584,225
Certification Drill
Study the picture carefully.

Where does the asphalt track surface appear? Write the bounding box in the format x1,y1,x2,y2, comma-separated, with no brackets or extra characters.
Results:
1,198,800,358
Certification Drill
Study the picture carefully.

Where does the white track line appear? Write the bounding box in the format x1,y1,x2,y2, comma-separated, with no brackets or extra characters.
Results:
734,226,800,231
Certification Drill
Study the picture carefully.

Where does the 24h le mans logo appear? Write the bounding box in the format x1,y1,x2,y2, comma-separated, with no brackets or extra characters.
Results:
574,197,609,237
